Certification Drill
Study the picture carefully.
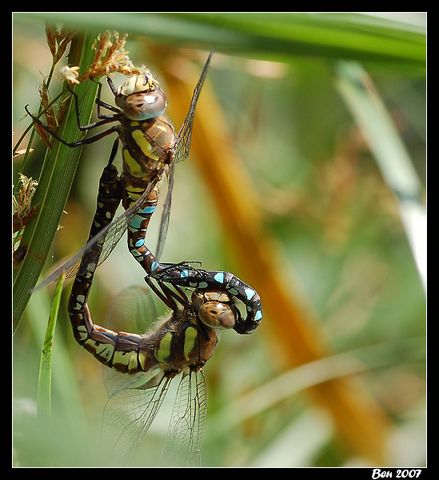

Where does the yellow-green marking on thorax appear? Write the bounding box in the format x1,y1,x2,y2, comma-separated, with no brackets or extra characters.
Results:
155,331,173,363
123,149,143,177
131,129,160,160
183,327,198,361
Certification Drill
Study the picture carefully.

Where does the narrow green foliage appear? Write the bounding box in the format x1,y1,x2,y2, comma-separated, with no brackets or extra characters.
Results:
13,34,99,329
335,62,426,291
37,273,65,418
17,12,425,72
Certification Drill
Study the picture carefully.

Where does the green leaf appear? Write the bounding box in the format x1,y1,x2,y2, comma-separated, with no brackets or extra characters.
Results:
37,274,65,418
15,12,425,72
335,62,426,292
13,33,99,329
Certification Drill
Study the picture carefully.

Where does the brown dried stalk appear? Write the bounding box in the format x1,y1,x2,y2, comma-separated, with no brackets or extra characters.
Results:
39,84,58,131
45,24,75,65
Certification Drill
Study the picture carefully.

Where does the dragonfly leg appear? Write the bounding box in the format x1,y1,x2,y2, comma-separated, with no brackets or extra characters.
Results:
25,104,119,147
66,82,120,127
91,78,122,116
145,277,190,311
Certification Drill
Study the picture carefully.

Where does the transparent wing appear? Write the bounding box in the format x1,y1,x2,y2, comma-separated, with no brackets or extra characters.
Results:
161,369,207,467
104,285,158,334
102,368,172,462
34,183,155,291
153,51,213,258
173,50,213,165
155,162,175,260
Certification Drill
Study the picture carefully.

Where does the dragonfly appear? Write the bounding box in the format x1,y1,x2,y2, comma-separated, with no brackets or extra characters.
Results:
68,156,241,466
99,281,239,466
27,50,213,290
29,50,262,334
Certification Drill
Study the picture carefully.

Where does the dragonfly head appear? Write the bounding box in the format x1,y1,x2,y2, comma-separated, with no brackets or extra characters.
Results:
192,290,236,330
115,73,167,121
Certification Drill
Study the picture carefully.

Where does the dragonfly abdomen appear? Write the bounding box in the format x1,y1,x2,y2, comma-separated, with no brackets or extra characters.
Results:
71,304,157,374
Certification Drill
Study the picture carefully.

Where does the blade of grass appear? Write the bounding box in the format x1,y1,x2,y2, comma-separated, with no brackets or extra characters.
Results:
37,273,65,418
13,33,99,329
26,286,88,428
335,62,426,292
15,12,425,72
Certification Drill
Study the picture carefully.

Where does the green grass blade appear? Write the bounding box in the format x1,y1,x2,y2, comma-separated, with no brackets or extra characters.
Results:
15,12,425,72
13,33,99,329
335,62,426,292
26,287,88,428
37,274,65,418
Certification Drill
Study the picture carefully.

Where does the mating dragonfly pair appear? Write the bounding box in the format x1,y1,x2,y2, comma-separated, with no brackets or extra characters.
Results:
28,51,262,466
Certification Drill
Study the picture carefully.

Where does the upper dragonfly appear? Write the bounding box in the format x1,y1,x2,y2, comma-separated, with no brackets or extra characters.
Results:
29,51,213,291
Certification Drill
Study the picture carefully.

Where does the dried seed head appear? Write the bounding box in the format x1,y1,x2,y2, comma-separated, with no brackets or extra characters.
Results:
39,84,57,130
45,24,57,56
13,174,38,232
45,24,75,65
34,121,52,148
79,31,149,82
13,148,34,159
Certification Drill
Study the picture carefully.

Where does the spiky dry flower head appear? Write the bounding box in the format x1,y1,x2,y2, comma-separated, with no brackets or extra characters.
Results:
13,174,38,234
45,24,75,65
61,30,150,85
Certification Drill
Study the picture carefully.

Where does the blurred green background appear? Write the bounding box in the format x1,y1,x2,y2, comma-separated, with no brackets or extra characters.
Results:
13,13,426,467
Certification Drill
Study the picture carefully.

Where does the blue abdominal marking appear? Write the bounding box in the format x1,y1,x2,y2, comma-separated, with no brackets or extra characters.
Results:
139,205,157,215
245,288,255,300
129,215,145,229
128,206,156,230
151,260,159,272
214,272,224,284
254,310,263,321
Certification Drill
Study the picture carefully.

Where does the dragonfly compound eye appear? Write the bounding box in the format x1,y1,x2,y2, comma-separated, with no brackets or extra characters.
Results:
198,301,236,330
115,76,167,121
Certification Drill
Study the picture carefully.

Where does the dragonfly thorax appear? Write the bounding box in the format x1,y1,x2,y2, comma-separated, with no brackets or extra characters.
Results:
153,308,218,372
115,75,167,121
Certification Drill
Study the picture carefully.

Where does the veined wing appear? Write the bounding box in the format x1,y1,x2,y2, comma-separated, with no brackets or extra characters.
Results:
161,369,207,467
154,51,213,257
155,161,175,260
105,285,158,333
34,182,155,291
173,50,213,165
102,368,172,463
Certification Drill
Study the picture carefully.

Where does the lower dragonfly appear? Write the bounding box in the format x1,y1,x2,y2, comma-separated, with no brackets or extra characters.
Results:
69,157,244,465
